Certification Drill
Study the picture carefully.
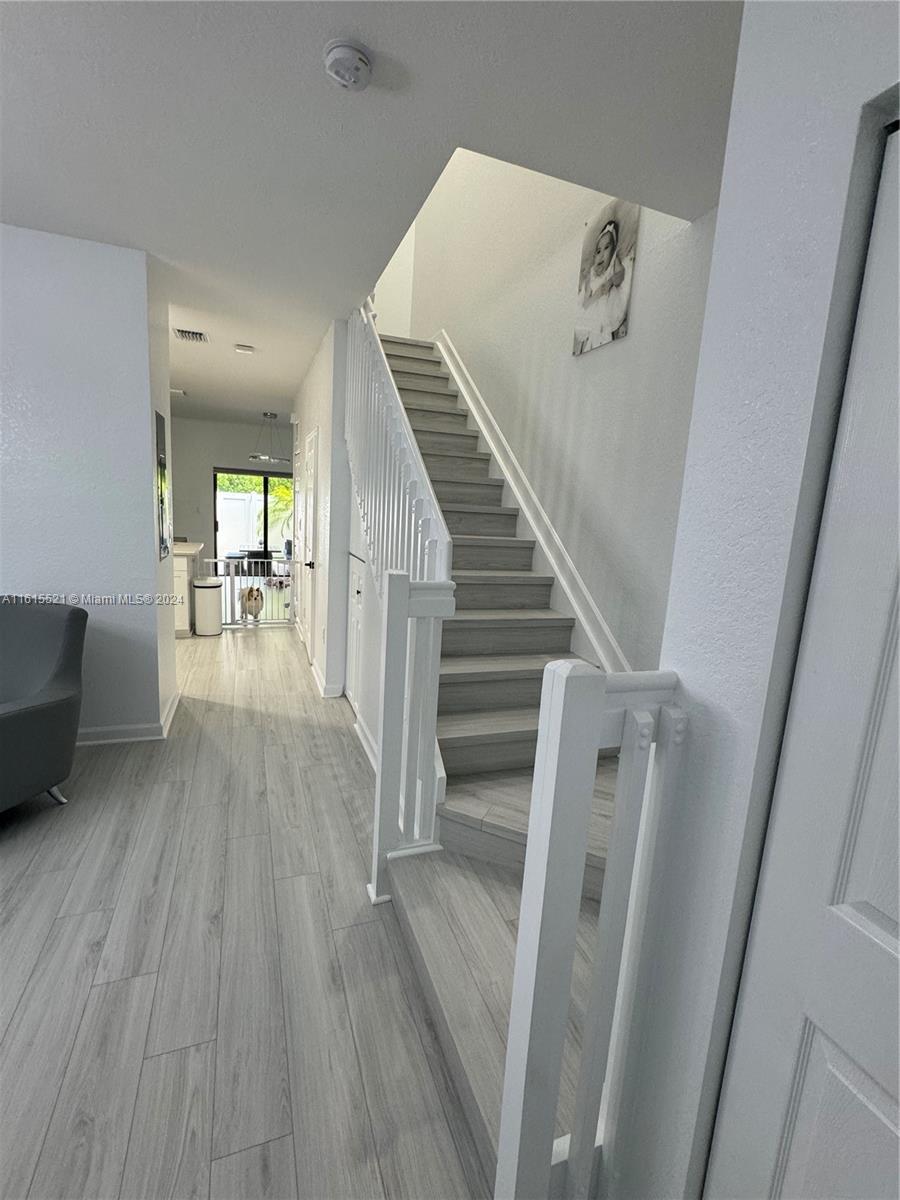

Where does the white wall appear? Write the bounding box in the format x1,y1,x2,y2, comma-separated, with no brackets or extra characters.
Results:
148,255,177,726
0,224,175,740
409,150,716,668
373,223,416,339
608,5,899,1198
170,415,268,558
292,321,352,698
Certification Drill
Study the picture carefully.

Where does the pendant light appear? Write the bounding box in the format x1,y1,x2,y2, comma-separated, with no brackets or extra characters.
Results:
249,411,291,466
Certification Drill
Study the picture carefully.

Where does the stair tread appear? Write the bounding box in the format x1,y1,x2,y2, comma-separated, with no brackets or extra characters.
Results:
452,570,553,583
404,400,464,414
441,502,518,515
430,472,502,484
445,608,574,624
388,360,450,379
440,652,577,678
380,334,436,349
437,707,540,741
386,351,442,365
394,376,457,390
400,398,460,412
451,535,534,547
440,761,617,866
387,849,601,1179
420,444,489,460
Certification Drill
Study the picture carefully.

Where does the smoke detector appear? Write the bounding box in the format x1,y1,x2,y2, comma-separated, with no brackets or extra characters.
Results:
323,40,372,91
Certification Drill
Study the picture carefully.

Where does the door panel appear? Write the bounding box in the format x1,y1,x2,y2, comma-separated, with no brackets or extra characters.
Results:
346,558,364,712
299,429,318,658
706,133,898,1199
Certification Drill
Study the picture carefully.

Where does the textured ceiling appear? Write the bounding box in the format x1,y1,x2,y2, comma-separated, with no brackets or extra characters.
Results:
0,1,741,421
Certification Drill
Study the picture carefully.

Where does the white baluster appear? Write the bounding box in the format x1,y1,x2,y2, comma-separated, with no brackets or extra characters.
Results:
565,709,655,1200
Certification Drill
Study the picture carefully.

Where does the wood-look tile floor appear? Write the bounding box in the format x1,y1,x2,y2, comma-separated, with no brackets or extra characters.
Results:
0,629,485,1200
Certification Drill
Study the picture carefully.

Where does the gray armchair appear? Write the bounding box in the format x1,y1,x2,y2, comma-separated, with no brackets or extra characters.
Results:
0,600,88,813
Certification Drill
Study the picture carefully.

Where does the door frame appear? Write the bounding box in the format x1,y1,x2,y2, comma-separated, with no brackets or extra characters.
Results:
604,80,900,1200
298,427,318,660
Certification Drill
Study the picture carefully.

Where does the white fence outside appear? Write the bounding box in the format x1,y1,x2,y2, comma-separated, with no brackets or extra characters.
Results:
345,301,455,901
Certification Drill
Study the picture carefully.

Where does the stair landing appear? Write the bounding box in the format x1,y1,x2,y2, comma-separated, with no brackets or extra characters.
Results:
387,850,600,1187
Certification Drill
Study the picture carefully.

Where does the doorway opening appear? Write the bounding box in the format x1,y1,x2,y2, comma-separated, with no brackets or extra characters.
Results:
211,469,294,624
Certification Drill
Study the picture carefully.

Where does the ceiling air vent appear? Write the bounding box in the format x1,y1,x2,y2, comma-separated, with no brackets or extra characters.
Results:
173,328,209,343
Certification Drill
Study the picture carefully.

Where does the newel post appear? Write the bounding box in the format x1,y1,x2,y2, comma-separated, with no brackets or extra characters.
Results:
495,660,607,1200
368,570,410,904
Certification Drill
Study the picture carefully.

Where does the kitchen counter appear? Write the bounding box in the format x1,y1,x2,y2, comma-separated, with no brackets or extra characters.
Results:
173,541,204,557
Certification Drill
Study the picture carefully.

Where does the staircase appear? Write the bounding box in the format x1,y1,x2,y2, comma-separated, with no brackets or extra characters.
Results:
381,333,611,896
362,332,655,1191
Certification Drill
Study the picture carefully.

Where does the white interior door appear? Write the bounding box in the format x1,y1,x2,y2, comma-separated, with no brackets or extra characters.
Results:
292,449,302,627
706,133,898,1199
346,557,364,712
299,428,317,658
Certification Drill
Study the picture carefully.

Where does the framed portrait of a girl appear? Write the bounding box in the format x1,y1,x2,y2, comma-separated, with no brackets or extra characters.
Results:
574,198,640,355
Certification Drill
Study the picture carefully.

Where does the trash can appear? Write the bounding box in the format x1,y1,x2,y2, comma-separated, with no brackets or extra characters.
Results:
193,576,223,636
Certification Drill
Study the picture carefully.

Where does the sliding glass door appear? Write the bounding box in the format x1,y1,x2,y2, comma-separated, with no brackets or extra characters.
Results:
212,469,294,624
213,470,292,560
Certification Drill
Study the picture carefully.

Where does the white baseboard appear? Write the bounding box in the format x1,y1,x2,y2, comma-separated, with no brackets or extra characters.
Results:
354,715,378,770
160,688,181,738
77,720,165,746
434,329,630,673
309,657,344,699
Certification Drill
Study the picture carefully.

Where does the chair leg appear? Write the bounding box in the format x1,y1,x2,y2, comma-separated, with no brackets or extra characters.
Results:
47,786,68,805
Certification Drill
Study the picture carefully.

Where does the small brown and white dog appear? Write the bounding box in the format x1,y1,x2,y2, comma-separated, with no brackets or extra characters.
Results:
240,586,264,622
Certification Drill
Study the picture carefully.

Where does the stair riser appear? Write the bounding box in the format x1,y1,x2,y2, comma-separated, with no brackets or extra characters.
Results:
436,817,605,902
442,623,573,656
451,543,533,570
454,581,553,610
393,374,455,395
434,479,503,505
443,509,519,536
415,429,482,456
400,392,462,414
381,335,435,350
438,676,543,713
382,343,440,362
387,356,449,379
407,409,470,434
424,453,490,482
441,736,538,775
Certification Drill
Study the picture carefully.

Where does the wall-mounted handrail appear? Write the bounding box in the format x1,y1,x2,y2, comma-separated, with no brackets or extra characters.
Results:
494,661,686,1200
344,303,455,901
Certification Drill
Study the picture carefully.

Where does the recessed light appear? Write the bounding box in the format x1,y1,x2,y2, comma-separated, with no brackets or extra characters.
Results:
234,343,255,354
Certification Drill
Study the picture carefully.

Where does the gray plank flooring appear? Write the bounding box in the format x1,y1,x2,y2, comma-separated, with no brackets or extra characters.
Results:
119,1040,214,1200
0,629,478,1197
210,1135,297,1200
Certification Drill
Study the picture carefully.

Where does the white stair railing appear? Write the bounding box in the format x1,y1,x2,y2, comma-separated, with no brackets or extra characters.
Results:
345,301,455,902
495,661,687,1200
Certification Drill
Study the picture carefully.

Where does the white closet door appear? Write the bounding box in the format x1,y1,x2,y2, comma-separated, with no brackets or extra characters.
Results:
706,133,898,1199
346,558,364,712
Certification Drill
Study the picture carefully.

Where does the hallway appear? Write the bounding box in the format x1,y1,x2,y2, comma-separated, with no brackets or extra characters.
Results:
0,629,485,1200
